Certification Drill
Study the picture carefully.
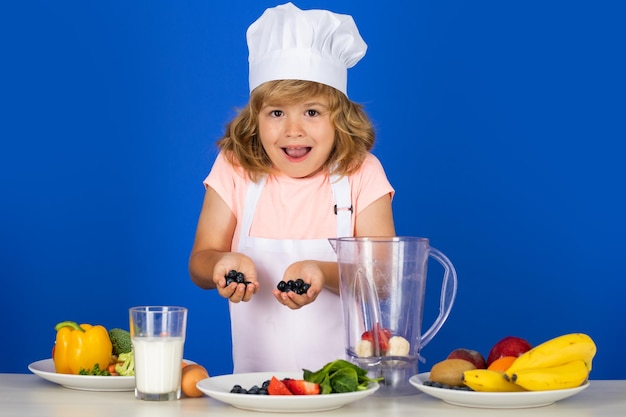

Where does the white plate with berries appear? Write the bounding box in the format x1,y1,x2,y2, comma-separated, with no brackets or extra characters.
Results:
196,372,380,412
410,373,589,409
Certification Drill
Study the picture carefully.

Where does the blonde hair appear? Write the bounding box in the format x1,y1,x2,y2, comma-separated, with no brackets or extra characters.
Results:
217,80,375,182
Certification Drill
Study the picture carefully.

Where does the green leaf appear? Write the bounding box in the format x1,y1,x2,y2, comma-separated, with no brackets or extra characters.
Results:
303,359,377,394
330,367,359,393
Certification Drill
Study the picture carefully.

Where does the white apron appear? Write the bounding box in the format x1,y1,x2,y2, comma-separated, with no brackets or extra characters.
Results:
230,174,352,373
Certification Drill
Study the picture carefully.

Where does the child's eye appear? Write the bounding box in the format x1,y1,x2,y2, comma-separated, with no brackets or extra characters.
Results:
270,110,283,117
306,109,319,117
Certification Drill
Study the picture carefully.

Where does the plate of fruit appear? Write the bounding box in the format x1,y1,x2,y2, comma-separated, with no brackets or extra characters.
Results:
196,360,380,412
410,333,595,409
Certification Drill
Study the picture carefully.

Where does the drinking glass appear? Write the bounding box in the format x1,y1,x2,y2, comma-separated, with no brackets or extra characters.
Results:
129,306,187,401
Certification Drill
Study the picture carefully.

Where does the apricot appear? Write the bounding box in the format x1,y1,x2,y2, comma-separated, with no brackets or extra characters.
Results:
487,356,517,372
181,364,209,398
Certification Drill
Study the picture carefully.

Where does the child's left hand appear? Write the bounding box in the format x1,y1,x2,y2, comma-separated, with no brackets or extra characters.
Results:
272,261,323,309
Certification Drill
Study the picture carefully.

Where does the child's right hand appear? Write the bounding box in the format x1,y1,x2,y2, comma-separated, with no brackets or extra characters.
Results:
213,253,259,302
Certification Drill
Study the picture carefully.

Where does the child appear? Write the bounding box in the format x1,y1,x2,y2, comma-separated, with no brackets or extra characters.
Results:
189,2,395,373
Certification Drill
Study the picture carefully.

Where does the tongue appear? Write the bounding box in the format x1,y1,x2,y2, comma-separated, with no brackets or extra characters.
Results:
285,147,309,158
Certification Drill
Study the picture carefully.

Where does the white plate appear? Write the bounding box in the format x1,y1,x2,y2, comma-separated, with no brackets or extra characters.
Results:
409,372,589,409
196,371,380,412
28,359,134,391
28,358,195,392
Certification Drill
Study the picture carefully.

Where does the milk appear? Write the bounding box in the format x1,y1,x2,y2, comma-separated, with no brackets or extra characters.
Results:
133,337,184,394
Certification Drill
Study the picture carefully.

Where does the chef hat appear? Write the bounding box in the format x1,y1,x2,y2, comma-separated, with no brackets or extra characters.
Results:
246,2,367,97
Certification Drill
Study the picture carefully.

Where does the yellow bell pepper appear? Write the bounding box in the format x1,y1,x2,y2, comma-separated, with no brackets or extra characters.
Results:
53,321,113,375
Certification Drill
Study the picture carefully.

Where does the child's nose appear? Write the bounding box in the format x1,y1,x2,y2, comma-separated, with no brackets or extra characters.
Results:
285,117,304,137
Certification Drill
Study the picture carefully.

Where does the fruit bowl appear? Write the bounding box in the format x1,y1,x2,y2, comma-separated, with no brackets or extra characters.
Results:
410,373,589,409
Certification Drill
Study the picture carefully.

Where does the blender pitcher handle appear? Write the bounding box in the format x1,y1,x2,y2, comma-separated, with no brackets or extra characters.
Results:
419,247,458,349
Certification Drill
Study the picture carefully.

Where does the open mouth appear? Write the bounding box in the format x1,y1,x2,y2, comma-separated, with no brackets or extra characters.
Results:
282,147,311,159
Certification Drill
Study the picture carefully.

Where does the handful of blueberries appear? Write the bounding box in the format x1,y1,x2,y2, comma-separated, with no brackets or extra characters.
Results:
224,269,251,286
276,278,311,295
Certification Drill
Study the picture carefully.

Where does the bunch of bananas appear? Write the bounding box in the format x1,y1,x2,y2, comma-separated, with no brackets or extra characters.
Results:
463,333,596,392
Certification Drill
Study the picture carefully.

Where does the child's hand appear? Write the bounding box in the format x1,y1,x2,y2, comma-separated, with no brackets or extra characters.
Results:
214,253,259,302
272,261,323,309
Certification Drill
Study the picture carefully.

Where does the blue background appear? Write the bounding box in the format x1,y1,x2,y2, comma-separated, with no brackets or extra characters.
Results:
1,1,624,379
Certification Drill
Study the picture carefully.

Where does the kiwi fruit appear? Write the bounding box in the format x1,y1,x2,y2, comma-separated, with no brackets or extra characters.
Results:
429,359,477,387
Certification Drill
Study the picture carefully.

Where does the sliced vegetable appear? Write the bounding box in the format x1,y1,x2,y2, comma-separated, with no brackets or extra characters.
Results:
115,351,135,376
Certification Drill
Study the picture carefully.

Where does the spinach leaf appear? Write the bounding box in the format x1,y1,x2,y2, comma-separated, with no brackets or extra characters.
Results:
330,367,359,393
303,359,383,394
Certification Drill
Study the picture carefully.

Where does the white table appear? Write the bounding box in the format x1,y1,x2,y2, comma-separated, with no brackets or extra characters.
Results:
1,374,624,417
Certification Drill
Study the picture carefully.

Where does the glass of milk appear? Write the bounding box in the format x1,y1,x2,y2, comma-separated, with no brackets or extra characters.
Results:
129,306,187,401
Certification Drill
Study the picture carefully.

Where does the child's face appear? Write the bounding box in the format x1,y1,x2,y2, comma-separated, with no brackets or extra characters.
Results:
257,96,335,178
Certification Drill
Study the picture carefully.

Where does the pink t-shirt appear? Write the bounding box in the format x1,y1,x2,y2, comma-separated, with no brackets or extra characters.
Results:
204,152,394,249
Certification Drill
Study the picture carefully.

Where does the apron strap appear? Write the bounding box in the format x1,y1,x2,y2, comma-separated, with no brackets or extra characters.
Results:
330,175,352,237
240,177,266,243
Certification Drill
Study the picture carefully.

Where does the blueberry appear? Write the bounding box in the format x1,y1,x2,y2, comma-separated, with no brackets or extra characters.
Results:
225,270,251,287
296,281,311,295
424,380,473,391
230,384,246,394
277,279,310,294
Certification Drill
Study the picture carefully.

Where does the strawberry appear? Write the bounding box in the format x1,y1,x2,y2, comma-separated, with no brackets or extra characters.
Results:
283,379,321,395
267,376,293,395
361,323,392,352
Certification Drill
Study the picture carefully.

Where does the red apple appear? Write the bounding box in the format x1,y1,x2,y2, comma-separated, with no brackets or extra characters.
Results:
447,348,486,369
487,336,533,366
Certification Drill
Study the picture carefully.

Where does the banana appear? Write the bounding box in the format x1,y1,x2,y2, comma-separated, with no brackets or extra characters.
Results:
504,333,596,379
462,369,527,392
509,360,589,391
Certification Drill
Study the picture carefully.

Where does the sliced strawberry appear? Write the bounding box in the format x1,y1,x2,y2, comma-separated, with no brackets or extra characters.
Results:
283,379,320,395
361,323,392,352
267,376,293,395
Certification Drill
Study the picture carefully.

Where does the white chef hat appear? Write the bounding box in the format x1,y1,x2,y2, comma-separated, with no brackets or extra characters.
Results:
246,2,367,97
